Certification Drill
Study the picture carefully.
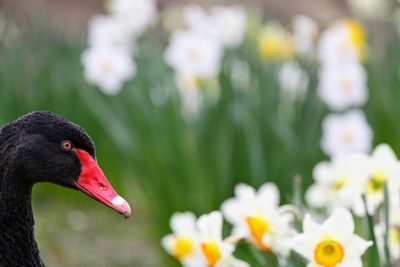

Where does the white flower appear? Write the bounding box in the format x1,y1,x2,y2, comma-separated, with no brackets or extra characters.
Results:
164,30,223,78
292,208,372,267
221,183,296,259
109,0,157,37
363,144,400,214
318,62,368,111
161,212,203,267
318,20,365,65
375,205,400,262
175,73,204,120
321,110,373,157
183,4,247,48
292,15,318,56
81,46,136,95
348,0,388,19
87,14,134,48
196,211,249,267
306,153,370,216
279,61,309,102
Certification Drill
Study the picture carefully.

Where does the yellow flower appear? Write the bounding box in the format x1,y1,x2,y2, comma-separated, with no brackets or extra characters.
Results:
258,23,295,61
344,19,367,61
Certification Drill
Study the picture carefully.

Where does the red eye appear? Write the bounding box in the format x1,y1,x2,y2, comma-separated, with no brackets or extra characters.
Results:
61,140,73,151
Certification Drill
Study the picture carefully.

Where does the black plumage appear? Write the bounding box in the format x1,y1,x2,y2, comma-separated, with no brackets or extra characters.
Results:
0,111,97,266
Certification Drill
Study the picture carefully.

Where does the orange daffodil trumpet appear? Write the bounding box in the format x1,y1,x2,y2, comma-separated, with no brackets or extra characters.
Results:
221,183,296,260
292,208,372,267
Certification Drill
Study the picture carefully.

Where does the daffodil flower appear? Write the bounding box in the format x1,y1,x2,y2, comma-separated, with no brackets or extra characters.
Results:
221,183,296,259
306,153,369,216
362,144,400,214
161,212,203,267
196,211,249,267
292,208,372,267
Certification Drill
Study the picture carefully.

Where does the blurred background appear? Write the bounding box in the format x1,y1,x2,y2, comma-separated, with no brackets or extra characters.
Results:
1,0,399,266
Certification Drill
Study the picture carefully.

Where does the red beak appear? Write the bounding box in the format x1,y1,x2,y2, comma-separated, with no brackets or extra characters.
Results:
74,149,131,219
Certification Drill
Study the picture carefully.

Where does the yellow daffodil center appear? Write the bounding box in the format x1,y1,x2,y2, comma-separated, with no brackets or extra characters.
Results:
258,28,295,61
201,241,221,267
314,239,345,267
367,171,387,194
333,176,348,191
246,215,272,251
390,227,400,244
174,236,195,260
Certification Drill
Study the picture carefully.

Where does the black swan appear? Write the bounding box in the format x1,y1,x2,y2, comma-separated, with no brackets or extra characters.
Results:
0,111,131,266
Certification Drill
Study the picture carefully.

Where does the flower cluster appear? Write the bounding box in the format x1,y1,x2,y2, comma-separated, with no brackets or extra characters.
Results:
81,0,157,95
164,4,247,119
317,20,372,157
162,183,373,267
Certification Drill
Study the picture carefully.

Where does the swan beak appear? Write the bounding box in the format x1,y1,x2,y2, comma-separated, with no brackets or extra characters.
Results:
74,149,132,219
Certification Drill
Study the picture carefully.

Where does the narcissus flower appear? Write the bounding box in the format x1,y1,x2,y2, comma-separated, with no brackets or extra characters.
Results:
375,202,400,261
318,19,367,65
164,30,223,78
258,23,295,61
87,14,134,48
161,212,202,267
362,144,400,214
109,0,157,37
321,110,373,157
81,46,136,95
183,4,247,49
292,208,372,267
278,61,309,102
196,211,249,267
292,15,318,56
221,183,296,259
318,62,368,111
306,153,369,216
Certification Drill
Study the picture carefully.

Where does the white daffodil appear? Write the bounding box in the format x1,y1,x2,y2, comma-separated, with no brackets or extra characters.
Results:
362,144,400,214
196,211,249,267
292,208,372,267
292,15,318,56
348,0,388,19
375,203,400,262
318,62,368,111
175,73,204,120
321,110,373,157
109,0,157,37
164,30,223,78
278,61,309,102
183,4,247,49
81,46,136,95
318,20,366,65
221,183,296,259
87,14,134,48
161,212,203,267
306,153,370,216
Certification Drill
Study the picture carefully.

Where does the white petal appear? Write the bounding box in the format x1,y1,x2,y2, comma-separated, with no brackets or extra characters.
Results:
197,211,223,240
234,183,256,200
258,182,280,207
221,198,242,224
322,208,354,237
171,212,197,235
305,184,329,208
291,234,315,260
303,214,322,234
161,234,175,255
345,235,373,256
